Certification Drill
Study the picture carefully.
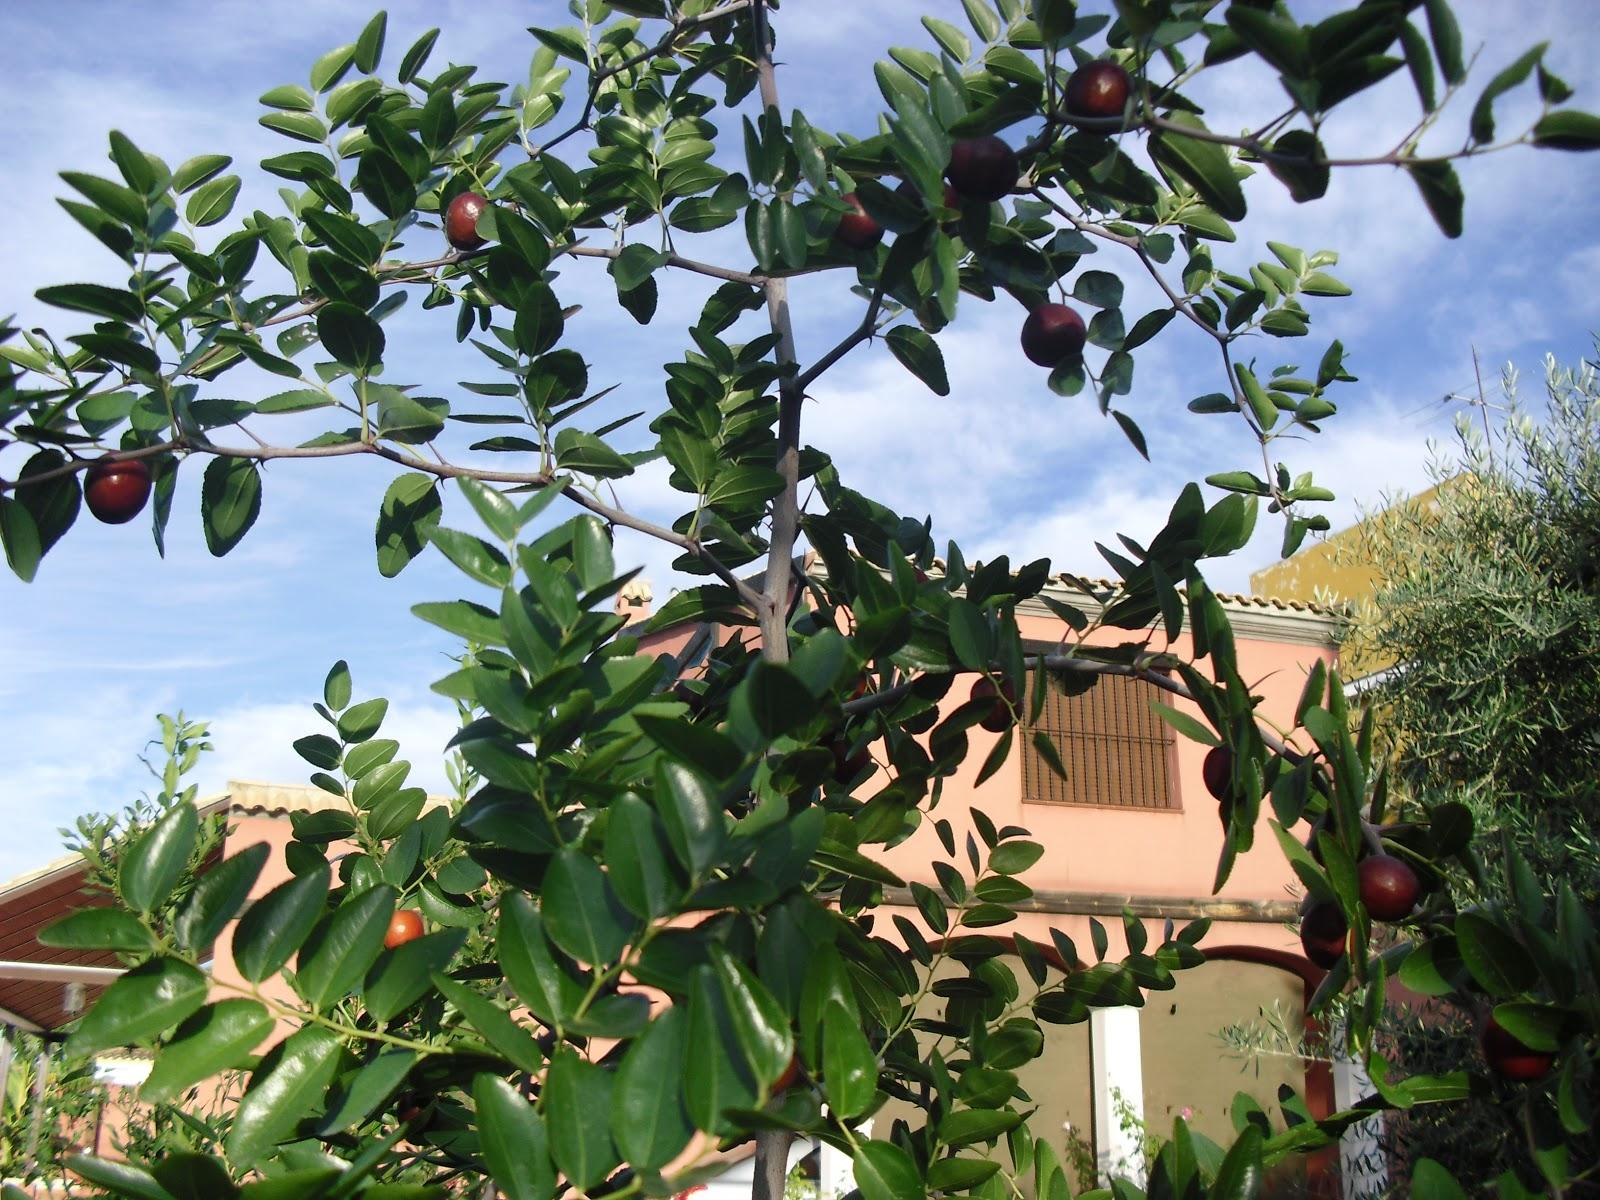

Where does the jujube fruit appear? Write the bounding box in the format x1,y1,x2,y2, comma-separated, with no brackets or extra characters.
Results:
1065,62,1132,119
385,909,424,948
1357,854,1420,921
945,136,1018,203
835,193,883,250
1020,304,1086,367
970,677,1018,733
83,455,153,524
1479,1015,1555,1082
1299,900,1347,969
1202,745,1233,802
444,192,490,251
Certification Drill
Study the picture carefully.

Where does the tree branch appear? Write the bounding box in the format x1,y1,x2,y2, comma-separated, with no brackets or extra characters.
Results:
751,0,800,663
1,438,767,613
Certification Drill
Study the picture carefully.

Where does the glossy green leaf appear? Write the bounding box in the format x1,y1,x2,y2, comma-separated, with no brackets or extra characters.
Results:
376,473,442,578
186,174,241,226
853,1140,922,1200
823,999,877,1118
315,1048,416,1135
1455,911,1536,997
39,906,155,952
885,326,949,396
175,842,269,953
68,957,209,1057
1531,110,1600,150
200,457,262,557
296,884,397,1010
544,1046,618,1190
225,1026,343,1165
233,862,331,983
60,1156,175,1200
1151,112,1246,221
121,801,199,913
141,999,274,1103
431,972,544,1073
542,849,636,965
365,929,464,1022
605,793,682,919
613,1006,696,1169
498,893,579,1028
654,760,726,878
318,302,385,372
473,1075,555,1200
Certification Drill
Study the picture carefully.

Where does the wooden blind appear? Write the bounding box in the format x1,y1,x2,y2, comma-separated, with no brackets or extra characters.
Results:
1021,673,1178,810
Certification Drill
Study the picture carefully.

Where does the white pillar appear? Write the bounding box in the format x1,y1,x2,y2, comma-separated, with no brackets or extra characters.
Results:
1090,1006,1146,1187
1331,1029,1387,1200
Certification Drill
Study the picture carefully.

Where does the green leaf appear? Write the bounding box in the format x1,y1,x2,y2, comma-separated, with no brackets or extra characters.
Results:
823,999,877,1118
310,43,357,92
37,283,144,322
1208,1125,1263,1198
318,302,385,372
259,83,315,111
225,1026,343,1165
1455,912,1537,997
1411,1159,1468,1200
39,907,155,952
0,497,40,582
1469,44,1546,144
295,884,397,1010
605,793,682,920
354,10,387,73
885,326,950,395
233,862,331,983
1406,161,1464,238
947,598,993,672
655,760,726,879
1531,109,1600,150
473,1075,556,1200
458,477,520,541
302,209,381,265
376,473,442,578
427,525,510,587
553,428,633,478
68,957,209,1057
854,1140,922,1200
141,999,274,1104
185,175,241,226
172,155,233,194
200,457,262,557
60,1157,175,1200
939,1108,1023,1146
1151,113,1246,221
175,842,270,953
543,1046,618,1190
498,893,579,1027
121,801,199,914
613,1007,696,1169
989,840,1044,875
315,1048,415,1135
364,929,463,1022
432,973,544,1072
397,28,440,84
1423,0,1463,84
710,945,793,1085
542,849,636,966
1266,130,1328,203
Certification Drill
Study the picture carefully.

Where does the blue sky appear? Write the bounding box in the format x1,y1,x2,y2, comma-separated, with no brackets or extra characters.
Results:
1,0,1597,880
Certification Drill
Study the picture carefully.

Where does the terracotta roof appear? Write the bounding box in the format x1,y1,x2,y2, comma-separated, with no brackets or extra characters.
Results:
1041,572,1344,617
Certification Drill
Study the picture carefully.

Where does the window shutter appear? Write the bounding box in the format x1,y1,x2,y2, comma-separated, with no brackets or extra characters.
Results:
1022,673,1178,809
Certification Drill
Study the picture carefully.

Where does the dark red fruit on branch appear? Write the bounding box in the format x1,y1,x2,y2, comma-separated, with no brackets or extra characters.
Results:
1065,62,1132,119
832,740,871,783
444,191,490,251
835,193,883,250
1020,303,1086,367
970,678,1017,733
385,909,424,949
772,1053,802,1093
945,136,1018,203
83,455,152,524
1202,745,1233,802
1480,1015,1555,1082
849,675,871,701
1357,854,1420,921
1299,900,1347,969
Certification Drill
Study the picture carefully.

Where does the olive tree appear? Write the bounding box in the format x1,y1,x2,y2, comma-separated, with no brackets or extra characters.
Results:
1,1,1597,1197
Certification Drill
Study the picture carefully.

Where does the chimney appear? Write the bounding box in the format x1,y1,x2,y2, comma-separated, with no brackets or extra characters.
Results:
615,577,653,624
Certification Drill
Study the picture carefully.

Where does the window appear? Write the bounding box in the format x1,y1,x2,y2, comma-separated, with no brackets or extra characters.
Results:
1022,672,1178,809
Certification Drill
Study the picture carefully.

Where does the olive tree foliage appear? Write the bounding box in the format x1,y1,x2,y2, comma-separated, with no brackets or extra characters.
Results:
1349,353,1600,901
0,1,1595,1197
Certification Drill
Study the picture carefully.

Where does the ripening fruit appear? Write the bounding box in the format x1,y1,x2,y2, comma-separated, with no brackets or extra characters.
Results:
1202,745,1233,802
1065,62,1132,119
772,1053,802,1093
1299,900,1347,969
1479,1015,1555,1082
385,909,424,949
444,191,490,251
835,194,883,250
832,739,871,784
1357,854,1420,921
945,136,1019,203
1020,303,1086,367
970,678,1018,733
83,455,153,524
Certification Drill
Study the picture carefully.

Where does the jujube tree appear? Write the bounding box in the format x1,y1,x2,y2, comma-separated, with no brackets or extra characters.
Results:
2,0,1597,1197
